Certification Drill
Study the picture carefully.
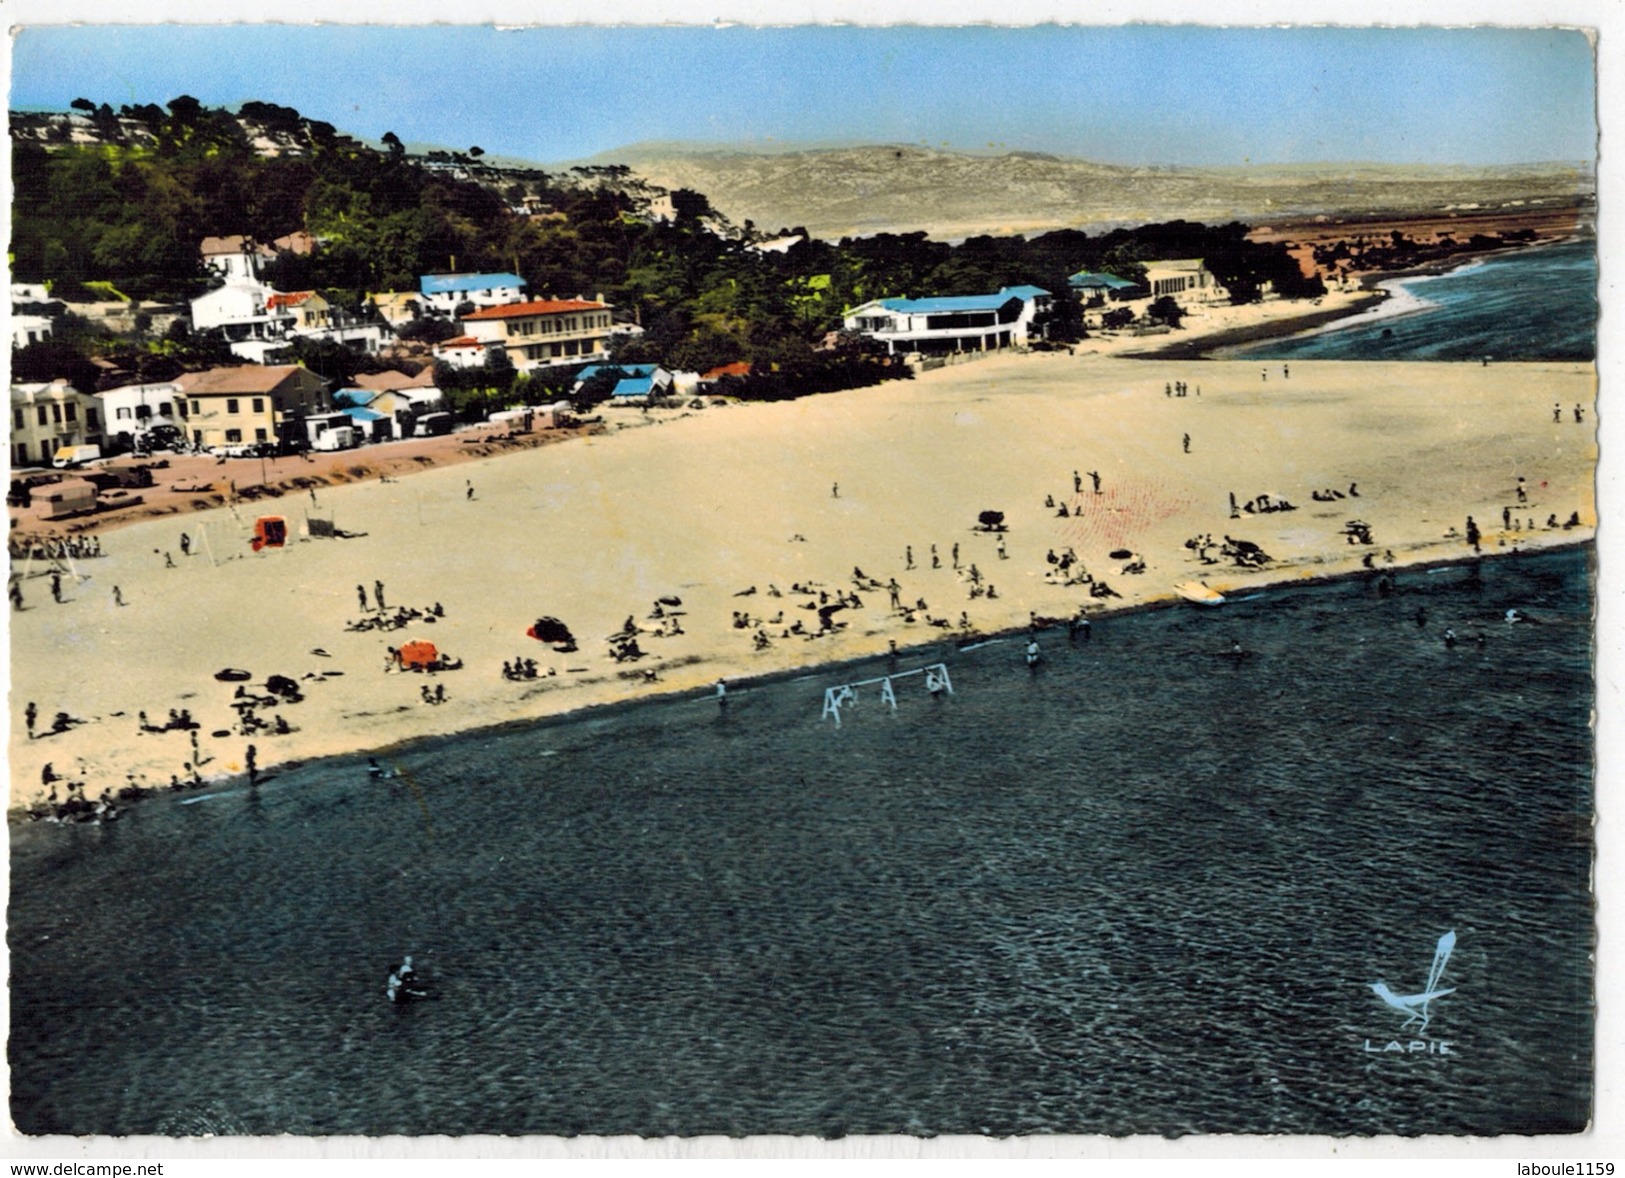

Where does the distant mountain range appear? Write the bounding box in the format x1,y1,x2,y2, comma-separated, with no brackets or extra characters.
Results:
571,142,1595,241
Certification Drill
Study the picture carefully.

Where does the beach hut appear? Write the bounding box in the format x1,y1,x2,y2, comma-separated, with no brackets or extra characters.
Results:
397,640,439,671
251,516,288,552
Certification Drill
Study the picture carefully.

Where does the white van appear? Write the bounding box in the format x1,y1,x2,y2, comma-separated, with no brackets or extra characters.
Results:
413,412,453,438
311,426,357,452
52,444,102,469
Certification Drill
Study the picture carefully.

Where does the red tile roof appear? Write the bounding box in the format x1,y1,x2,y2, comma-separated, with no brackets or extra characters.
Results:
462,298,607,320
436,336,485,349
701,361,752,380
265,291,319,311
174,365,324,395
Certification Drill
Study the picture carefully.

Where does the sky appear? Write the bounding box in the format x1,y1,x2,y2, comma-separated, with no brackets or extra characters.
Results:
4,22,1599,168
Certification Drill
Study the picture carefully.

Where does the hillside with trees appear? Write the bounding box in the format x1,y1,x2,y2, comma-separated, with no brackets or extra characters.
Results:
12,98,1337,409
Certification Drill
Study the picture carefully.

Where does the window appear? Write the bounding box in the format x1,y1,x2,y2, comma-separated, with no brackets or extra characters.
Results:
192,430,202,445
40,440,53,463
65,403,77,422
252,398,264,413
255,428,268,442
118,407,133,420
51,404,62,424
226,399,239,414
159,401,172,416
13,408,23,430
191,400,201,415
86,409,99,430
225,429,242,443
37,406,47,426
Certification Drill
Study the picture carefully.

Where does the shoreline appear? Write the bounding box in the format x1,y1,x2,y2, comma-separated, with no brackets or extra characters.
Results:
1118,232,1589,361
8,355,1596,816
9,536,1593,823
1117,290,1388,360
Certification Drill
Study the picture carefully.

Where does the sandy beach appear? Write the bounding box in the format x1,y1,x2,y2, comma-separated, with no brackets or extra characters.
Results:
6,352,1596,812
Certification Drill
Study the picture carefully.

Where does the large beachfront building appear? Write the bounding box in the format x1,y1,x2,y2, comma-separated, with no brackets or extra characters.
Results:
9,381,104,468
842,285,1051,356
460,298,615,372
1142,259,1229,304
96,381,186,449
418,272,527,316
174,365,331,451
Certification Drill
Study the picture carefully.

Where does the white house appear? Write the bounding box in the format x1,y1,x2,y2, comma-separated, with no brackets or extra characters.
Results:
843,285,1052,356
12,314,54,349
418,272,527,316
95,381,186,447
200,235,276,283
432,335,505,370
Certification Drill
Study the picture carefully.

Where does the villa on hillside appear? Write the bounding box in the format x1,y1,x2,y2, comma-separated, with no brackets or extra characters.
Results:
460,297,614,372
842,285,1051,356
418,272,527,316
200,235,277,283
190,284,393,362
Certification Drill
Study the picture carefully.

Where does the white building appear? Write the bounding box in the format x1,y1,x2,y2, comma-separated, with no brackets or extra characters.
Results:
1142,259,1229,304
418,272,527,316
12,314,54,349
95,381,186,447
10,381,104,468
843,285,1051,356
200,235,276,283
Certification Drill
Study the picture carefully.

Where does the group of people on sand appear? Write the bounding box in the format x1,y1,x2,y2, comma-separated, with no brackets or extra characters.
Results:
10,533,103,561
350,601,446,634
1164,381,1199,397
502,657,552,681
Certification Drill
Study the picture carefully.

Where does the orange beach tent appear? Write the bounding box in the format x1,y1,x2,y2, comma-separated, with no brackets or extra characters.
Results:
397,640,439,671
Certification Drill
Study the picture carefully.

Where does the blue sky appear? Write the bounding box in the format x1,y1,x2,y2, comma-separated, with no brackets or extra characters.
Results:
7,24,1598,166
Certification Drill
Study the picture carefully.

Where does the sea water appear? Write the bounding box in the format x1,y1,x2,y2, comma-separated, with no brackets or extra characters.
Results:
9,546,1593,1137
1220,237,1598,363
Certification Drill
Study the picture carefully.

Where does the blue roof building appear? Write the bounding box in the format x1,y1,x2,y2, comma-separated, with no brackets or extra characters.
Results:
1068,271,1140,295
842,285,1052,357
417,272,528,315
572,363,673,401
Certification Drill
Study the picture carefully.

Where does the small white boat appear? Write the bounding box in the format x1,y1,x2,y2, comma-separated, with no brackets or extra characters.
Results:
1174,581,1226,606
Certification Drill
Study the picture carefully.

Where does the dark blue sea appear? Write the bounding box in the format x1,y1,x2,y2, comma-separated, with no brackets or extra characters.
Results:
9,546,1594,1137
1220,236,1597,362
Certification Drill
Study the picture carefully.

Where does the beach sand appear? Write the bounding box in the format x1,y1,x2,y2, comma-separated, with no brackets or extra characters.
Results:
6,354,1596,811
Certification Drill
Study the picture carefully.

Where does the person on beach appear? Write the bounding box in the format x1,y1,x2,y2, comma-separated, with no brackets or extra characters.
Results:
179,533,191,557
1089,471,1101,494
931,545,940,569
1074,470,1083,492
1503,506,1513,530
1574,404,1584,424
1261,368,1268,382
831,482,839,498
113,586,124,607
25,701,37,738
1517,477,1528,504
246,743,258,785
1026,639,1041,669
1554,403,1562,423
50,572,62,604
1164,384,1172,398
715,679,728,708
1183,433,1191,454
1283,364,1290,380
357,585,368,612
164,551,175,568
1465,516,1481,554
952,543,960,570
466,481,475,500
374,580,387,610
9,581,22,611
997,536,1007,560
905,545,914,570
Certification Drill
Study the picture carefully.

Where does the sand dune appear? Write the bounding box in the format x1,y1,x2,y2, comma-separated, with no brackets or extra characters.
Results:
6,354,1595,810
